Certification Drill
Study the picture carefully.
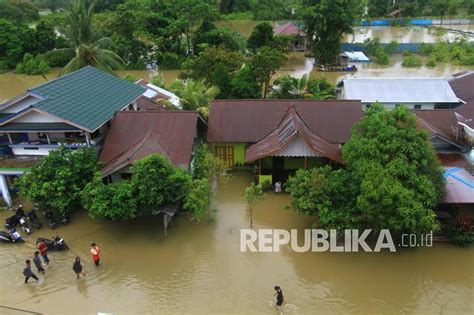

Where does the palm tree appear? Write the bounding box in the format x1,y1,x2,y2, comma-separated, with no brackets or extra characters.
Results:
169,79,220,120
46,0,123,74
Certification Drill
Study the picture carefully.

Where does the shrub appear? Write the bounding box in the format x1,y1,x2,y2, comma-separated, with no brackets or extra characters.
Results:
447,216,474,246
124,74,138,82
402,55,422,67
425,58,436,67
15,53,51,75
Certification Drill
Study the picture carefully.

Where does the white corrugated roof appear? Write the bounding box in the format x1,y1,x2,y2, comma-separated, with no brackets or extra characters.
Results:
342,78,460,103
341,51,370,62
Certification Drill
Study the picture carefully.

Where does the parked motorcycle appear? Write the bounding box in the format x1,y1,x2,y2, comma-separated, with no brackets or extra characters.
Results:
43,210,57,229
18,216,31,235
4,214,19,230
0,228,25,243
27,209,42,230
36,236,69,251
60,213,70,226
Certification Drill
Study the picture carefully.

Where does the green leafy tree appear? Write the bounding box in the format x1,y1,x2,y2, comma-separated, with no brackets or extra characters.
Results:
17,147,99,217
249,47,287,98
0,0,39,23
303,0,361,65
15,53,51,75
169,79,220,119
46,0,123,74
271,74,335,99
131,154,192,215
181,47,244,84
183,178,211,222
211,64,232,99
247,22,274,52
342,103,444,236
244,182,265,228
229,66,261,99
0,19,25,69
83,176,137,220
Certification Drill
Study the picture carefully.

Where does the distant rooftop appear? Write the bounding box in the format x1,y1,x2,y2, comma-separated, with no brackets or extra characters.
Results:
342,78,460,104
442,167,474,204
274,22,304,36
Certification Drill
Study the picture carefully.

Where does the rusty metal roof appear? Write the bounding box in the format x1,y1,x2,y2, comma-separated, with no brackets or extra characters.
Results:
207,100,363,144
449,71,474,128
100,111,200,173
415,109,471,151
245,106,342,163
442,167,474,204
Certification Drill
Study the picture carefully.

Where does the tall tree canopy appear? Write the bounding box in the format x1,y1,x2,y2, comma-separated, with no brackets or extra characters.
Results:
302,0,362,65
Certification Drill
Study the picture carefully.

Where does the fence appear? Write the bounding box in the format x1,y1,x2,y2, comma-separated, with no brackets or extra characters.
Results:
358,19,474,27
341,42,425,53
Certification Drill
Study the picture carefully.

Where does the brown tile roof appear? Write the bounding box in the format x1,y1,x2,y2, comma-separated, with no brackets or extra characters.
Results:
100,111,200,173
449,71,474,127
245,106,342,163
207,99,363,144
415,109,471,151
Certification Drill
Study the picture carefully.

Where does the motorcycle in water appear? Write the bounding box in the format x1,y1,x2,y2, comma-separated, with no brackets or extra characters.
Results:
27,209,42,230
0,228,25,243
18,216,31,235
36,236,69,251
4,214,19,230
43,210,57,229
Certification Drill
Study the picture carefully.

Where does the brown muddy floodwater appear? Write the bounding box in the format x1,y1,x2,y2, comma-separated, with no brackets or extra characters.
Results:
0,172,473,314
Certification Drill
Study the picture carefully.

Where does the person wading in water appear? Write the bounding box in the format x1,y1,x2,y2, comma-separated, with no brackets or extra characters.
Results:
274,286,285,310
90,243,100,266
73,256,86,279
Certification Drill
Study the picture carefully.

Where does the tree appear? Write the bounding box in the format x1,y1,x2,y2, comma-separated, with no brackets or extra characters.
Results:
211,64,232,99
46,0,123,74
15,53,51,75
342,104,444,236
169,79,220,119
17,147,99,218
229,66,261,99
83,176,137,220
244,182,265,228
247,22,274,52
183,178,211,222
0,19,25,69
181,47,244,84
83,153,193,220
270,74,335,99
249,47,287,98
131,154,192,215
303,0,361,65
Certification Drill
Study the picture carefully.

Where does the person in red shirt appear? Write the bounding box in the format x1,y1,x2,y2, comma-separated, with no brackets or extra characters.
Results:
90,243,100,266
37,240,49,264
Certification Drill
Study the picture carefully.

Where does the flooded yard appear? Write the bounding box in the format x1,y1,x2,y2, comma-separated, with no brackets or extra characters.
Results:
0,172,472,314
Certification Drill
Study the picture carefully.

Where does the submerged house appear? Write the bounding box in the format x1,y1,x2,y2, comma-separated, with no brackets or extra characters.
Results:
100,111,206,182
448,71,474,144
273,22,306,52
207,100,363,184
135,79,180,111
0,66,145,156
338,78,463,110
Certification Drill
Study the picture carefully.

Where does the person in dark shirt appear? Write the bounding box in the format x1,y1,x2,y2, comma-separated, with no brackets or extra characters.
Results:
274,286,284,307
73,256,86,279
23,260,39,284
32,251,45,274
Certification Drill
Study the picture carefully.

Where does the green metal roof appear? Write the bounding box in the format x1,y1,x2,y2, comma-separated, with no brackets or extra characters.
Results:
29,66,145,132
0,123,80,131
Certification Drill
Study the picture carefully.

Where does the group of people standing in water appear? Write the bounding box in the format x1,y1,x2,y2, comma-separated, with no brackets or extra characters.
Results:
23,242,101,283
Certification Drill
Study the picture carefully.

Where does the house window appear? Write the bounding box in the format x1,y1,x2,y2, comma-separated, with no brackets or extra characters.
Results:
414,104,421,109
216,146,234,168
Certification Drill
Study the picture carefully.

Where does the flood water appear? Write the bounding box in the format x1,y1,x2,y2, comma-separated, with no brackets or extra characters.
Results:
0,172,473,314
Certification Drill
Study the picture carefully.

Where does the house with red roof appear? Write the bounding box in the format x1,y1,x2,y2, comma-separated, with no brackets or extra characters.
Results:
100,111,206,182
273,22,307,52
